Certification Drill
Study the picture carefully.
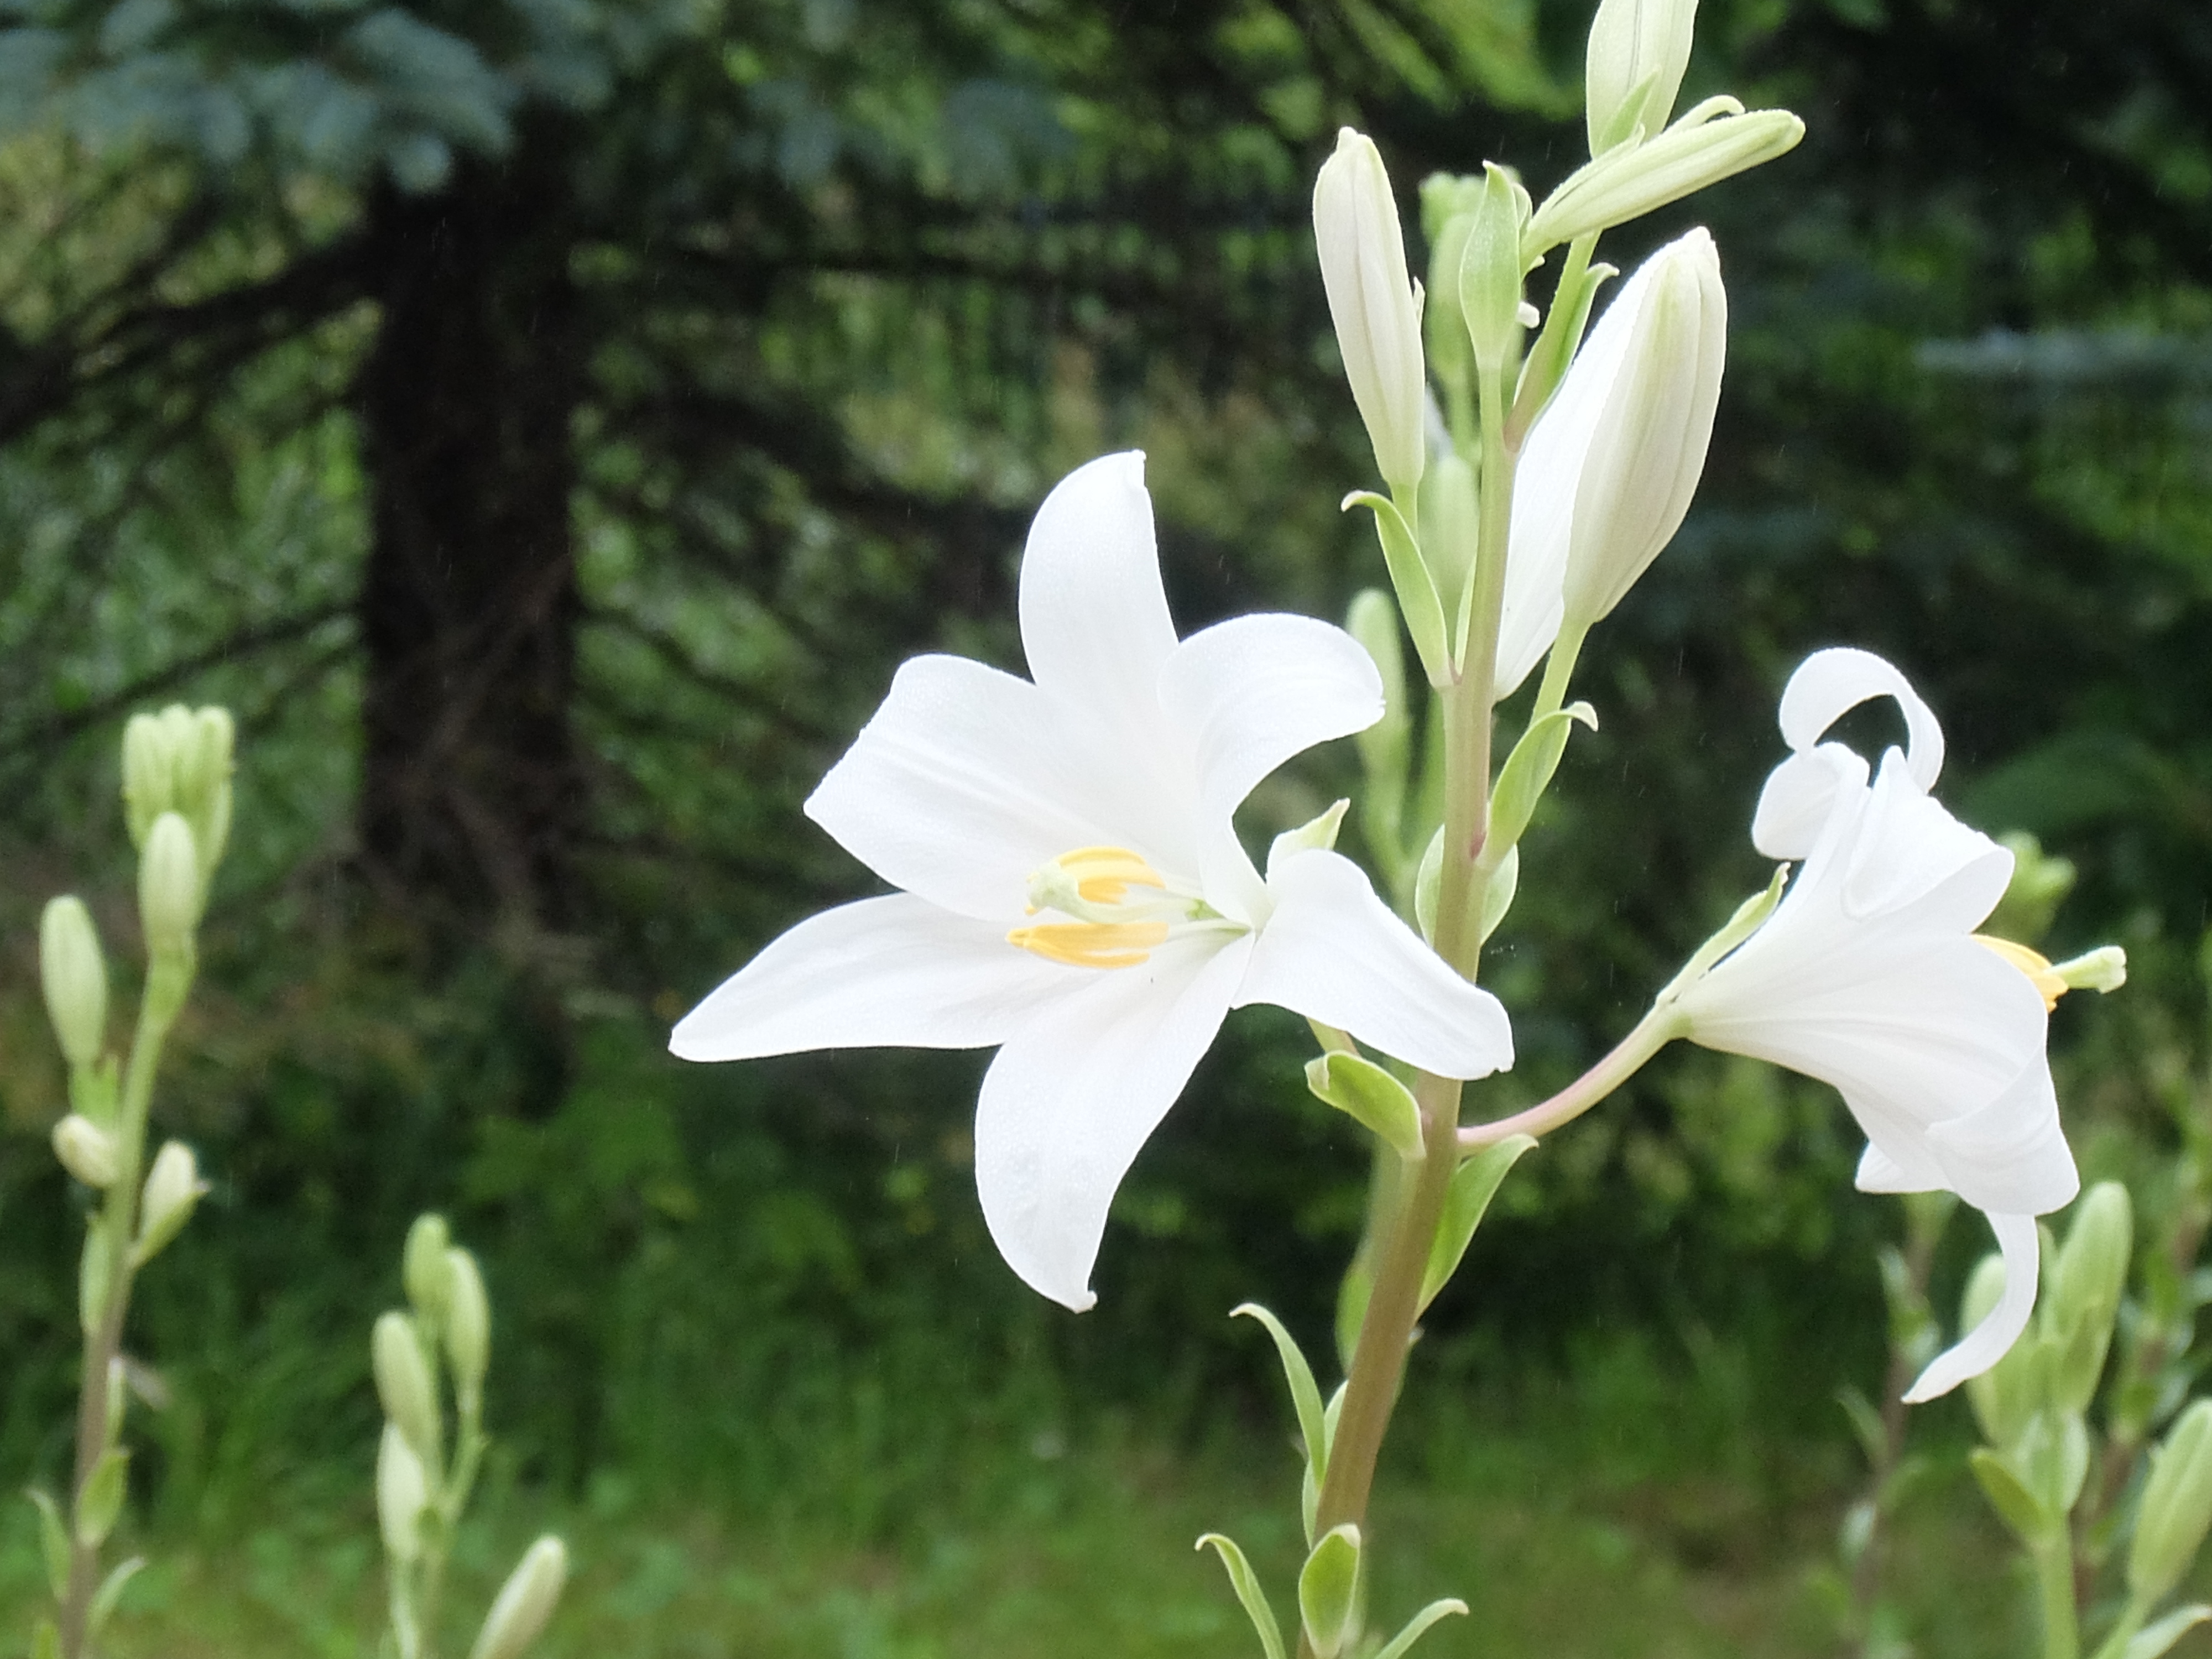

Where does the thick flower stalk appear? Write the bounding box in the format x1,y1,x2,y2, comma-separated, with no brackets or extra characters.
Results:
1677,648,2080,1400
672,453,1511,1311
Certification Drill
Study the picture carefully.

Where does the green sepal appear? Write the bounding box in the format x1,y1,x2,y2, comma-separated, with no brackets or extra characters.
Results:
24,1489,69,1600
28,1618,59,1659
1232,1305,1329,1486
1343,492,1449,688
1373,1598,1469,1659
86,1556,143,1637
1196,1533,1287,1659
1306,1053,1425,1161
2126,1605,2212,1659
74,1448,128,1550
1969,1447,2057,1546
1487,702,1598,864
1297,1524,1363,1659
1420,1136,1536,1311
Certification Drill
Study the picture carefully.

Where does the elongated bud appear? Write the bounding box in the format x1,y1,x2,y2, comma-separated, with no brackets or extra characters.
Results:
444,1247,490,1407
121,712,173,851
40,898,108,1068
134,1141,208,1265
1416,450,1480,623
373,1312,442,1467
2132,1399,2212,1603
468,1535,568,1659
1527,105,1803,255
1586,0,1699,155
404,1213,454,1321
138,811,202,957
177,707,234,877
52,1115,119,1189
1552,227,1726,630
2048,1181,2130,1413
1314,128,1426,495
1420,173,1484,395
1457,163,1528,378
376,1422,429,1563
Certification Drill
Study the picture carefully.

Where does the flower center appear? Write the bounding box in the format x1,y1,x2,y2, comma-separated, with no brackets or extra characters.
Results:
1007,846,1216,970
1976,936,2067,1011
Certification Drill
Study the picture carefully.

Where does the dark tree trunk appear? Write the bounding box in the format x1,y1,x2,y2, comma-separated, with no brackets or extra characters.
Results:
356,138,583,927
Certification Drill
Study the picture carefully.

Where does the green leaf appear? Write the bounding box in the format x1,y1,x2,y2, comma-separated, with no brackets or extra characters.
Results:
1305,1053,1425,1161
1373,1598,1469,1659
1231,1305,1329,1485
1297,1524,1363,1659
1969,1447,2057,1546
74,1448,128,1550
28,1617,59,1659
78,1228,114,1339
1476,843,1519,946
2128,1604,2212,1659
24,1489,68,1601
1836,1386,1886,1472
1343,492,1449,687
1196,1533,1287,1659
1487,701,1597,862
1412,826,1444,945
1420,1136,1536,1311
86,1556,143,1637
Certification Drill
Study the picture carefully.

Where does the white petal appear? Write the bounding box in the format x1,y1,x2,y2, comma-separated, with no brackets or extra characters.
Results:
974,933,1254,1311
1750,743,1865,860
1904,1210,2039,1402
806,654,1102,922
1778,646,1945,792
1855,1138,1942,1194
1017,451,1179,723
1840,752,2012,925
1237,849,1514,1080
1926,1056,2079,1215
670,895,1065,1061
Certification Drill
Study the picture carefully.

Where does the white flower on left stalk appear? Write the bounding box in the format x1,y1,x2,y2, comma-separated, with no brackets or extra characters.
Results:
1675,648,2080,1401
671,453,1512,1312
1496,226,1726,698
1314,129,1427,498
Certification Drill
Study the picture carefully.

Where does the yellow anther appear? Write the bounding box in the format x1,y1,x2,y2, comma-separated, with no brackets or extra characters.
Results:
1007,921,1171,970
1055,846,1167,905
1977,936,2067,1012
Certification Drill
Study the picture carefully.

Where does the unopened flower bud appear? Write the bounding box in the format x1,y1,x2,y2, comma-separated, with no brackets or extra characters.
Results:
1416,450,1480,620
1420,173,1483,393
376,1422,429,1563
138,812,202,957
1457,163,1528,378
1961,1250,2038,1451
2131,1399,2212,1603
39,897,108,1069
1314,128,1427,495
1585,0,1699,154
467,1535,568,1659
444,1248,490,1407
404,1213,454,1320
52,1115,119,1189
373,1312,442,1467
121,712,175,849
1552,227,1726,630
134,1141,208,1265
1527,105,1803,256
2049,1182,2130,1413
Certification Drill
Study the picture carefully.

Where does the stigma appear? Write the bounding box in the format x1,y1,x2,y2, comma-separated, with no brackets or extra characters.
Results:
1009,847,1212,970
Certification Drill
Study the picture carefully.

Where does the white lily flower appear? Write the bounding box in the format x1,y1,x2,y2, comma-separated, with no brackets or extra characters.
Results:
1495,227,1725,699
1675,648,2079,1401
672,453,1513,1312
1314,129,1427,497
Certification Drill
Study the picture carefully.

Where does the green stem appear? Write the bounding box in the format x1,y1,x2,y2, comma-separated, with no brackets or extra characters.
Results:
1529,619,1589,727
2034,1537,2080,1659
1460,1005,1682,1151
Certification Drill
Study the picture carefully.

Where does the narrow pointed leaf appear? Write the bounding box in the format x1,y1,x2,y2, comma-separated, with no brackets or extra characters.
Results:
1421,1136,1536,1310
73,1449,128,1550
1233,1305,1329,1481
1969,1447,2057,1546
29,1618,59,1659
1306,1053,1425,1161
24,1490,68,1600
1196,1533,1287,1659
1835,1386,1886,1470
1344,492,1449,687
1488,702,1598,860
86,1556,143,1637
2127,1604,2212,1659
1476,844,1519,945
1297,1525,1363,1659
1412,825,1444,944
1373,1598,1469,1659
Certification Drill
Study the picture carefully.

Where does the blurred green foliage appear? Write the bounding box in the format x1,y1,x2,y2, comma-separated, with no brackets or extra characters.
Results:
0,3,2206,1617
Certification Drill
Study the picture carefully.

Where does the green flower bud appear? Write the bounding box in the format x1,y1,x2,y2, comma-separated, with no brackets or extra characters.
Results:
2131,1399,2212,1604
404,1213,455,1321
120,711,174,850
1457,163,1528,378
1420,173,1484,394
444,1248,491,1409
373,1312,442,1468
1585,0,1698,155
1963,1251,2040,1449
121,705,234,883
1314,129,1427,495
1346,589,1410,791
468,1535,568,1659
1415,450,1480,630
134,1141,208,1266
2049,1181,2131,1413
39,897,108,1069
1527,105,1804,257
138,812,202,957
51,1114,119,1190
375,1422,429,1563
